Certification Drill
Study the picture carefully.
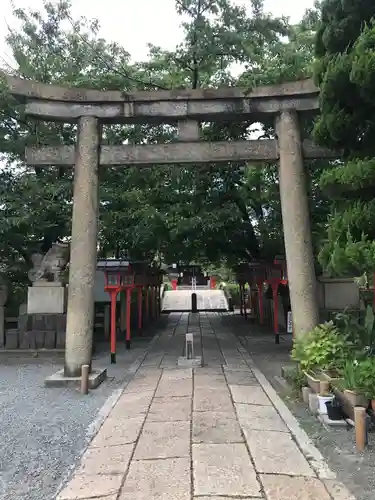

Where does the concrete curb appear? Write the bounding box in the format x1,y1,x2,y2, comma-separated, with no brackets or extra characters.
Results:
53,330,162,499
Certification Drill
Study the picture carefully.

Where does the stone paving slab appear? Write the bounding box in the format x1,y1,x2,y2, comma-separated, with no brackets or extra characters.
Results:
260,475,332,500
77,444,134,475
90,416,144,447
193,411,243,443
57,473,124,499
148,395,192,421
243,428,315,476
194,387,234,412
236,402,289,432
229,384,272,405
120,457,191,500
192,443,261,497
134,420,190,459
155,377,192,397
56,312,357,500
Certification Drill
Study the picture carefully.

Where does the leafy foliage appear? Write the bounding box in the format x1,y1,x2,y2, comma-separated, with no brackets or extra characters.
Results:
314,0,375,275
291,321,350,371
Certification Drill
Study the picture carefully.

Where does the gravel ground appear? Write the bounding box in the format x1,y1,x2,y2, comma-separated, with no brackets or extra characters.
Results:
0,335,154,500
228,314,375,500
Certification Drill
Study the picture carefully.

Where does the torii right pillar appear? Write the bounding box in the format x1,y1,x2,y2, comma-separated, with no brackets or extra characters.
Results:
276,110,319,337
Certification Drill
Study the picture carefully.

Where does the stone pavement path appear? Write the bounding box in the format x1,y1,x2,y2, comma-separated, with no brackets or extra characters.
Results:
56,313,355,500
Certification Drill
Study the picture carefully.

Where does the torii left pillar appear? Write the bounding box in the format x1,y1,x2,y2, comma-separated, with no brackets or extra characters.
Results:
65,116,100,377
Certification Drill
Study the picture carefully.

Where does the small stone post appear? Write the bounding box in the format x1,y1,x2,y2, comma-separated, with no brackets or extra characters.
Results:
275,110,319,337
64,116,100,377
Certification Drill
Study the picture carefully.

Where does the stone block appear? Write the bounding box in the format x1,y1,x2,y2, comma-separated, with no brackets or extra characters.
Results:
120,457,190,500
193,411,243,443
91,416,144,447
178,356,202,367
111,391,154,418
148,396,191,422
19,330,35,349
243,429,314,476
44,368,107,389
134,421,190,459
27,285,66,314
34,330,45,349
78,444,134,475
224,370,258,386
235,403,289,432
5,329,19,349
194,387,234,413
57,472,123,500
260,474,331,500
124,376,160,394
155,378,192,397
56,331,66,348
229,385,271,406
194,373,226,389
302,386,312,403
193,443,260,497
309,393,319,413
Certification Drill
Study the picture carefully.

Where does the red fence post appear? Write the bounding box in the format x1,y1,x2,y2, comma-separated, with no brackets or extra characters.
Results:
137,286,143,332
110,290,118,364
126,287,132,349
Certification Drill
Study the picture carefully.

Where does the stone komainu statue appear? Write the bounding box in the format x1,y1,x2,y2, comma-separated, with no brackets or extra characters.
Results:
28,242,70,284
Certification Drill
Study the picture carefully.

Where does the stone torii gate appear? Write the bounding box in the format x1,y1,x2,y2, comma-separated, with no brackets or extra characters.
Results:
5,76,334,378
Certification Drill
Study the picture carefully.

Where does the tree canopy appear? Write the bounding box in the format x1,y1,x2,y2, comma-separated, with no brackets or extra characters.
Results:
314,0,375,276
3,0,374,301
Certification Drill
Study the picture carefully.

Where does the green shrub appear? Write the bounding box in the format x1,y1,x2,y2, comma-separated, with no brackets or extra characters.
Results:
291,321,351,373
352,358,375,399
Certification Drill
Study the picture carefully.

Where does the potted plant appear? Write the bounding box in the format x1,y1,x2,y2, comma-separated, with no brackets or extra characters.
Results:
353,358,375,409
339,360,368,408
291,321,350,393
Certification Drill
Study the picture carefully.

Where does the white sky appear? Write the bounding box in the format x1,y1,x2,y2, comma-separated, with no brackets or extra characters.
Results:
0,0,315,65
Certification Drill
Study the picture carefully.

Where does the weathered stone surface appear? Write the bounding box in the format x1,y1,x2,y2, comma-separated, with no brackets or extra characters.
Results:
57,473,123,500
193,411,243,443
78,444,134,475
27,140,334,167
161,368,192,380
260,474,331,500
244,429,314,476
276,109,320,336
193,443,260,497
124,377,160,393
120,457,190,500
148,396,191,422
64,115,100,377
225,370,258,386
194,388,234,412
111,391,154,418
194,373,227,389
134,421,190,459
90,417,144,447
323,480,357,500
155,378,192,397
194,497,261,500
229,384,271,406
236,403,289,432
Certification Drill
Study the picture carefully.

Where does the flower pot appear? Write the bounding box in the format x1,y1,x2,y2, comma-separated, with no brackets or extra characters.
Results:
326,400,343,421
317,394,334,414
304,370,322,394
321,370,343,386
343,389,368,408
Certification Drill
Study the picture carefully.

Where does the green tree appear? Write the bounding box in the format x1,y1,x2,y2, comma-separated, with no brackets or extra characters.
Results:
314,0,375,276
